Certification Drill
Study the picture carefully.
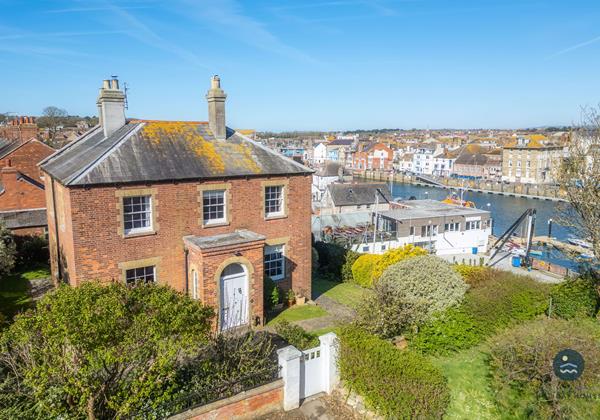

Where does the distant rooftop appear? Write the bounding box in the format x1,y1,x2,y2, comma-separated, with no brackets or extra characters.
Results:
382,199,489,221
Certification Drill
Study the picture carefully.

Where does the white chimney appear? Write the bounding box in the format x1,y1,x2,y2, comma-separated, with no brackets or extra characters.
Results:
97,78,126,138
206,75,227,140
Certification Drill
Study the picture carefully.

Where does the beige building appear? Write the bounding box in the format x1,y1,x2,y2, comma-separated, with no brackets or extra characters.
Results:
501,136,563,184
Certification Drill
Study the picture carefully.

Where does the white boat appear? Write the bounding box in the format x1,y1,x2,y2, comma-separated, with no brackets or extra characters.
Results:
567,237,592,249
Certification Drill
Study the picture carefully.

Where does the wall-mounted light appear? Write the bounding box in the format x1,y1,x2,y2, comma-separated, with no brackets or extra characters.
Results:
234,251,242,257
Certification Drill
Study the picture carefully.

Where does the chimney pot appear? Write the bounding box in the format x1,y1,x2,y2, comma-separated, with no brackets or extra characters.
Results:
103,80,110,89
110,79,119,90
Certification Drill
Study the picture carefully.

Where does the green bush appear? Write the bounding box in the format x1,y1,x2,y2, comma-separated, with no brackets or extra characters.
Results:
351,254,381,287
314,241,347,278
274,320,319,350
264,277,280,312
338,326,450,419
550,277,599,319
371,244,427,281
14,235,49,268
341,250,360,283
453,264,495,286
409,307,480,356
0,282,214,419
488,318,600,419
357,255,468,338
410,271,551,355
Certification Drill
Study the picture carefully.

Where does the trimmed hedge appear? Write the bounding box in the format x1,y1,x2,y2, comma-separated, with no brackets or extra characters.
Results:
338,326,449,419
314,241,347,278
410,271,551,355
550,277,599,319
274,320,319,350
350,254,381,287
371,244,427,281
488,318,600,419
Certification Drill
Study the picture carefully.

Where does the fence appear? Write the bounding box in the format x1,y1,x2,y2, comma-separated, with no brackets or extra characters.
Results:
277,332,340,410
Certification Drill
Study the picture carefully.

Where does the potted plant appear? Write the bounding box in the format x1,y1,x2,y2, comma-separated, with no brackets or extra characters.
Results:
286,289,296,307
295,288,307,306
271,286,283,310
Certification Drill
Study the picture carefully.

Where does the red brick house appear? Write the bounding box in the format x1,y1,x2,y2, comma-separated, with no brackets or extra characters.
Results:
40,77,313,330
352,142,393,171
0,137,55,235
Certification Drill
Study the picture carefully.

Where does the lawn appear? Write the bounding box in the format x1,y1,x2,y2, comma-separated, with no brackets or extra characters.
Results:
0,264,50,321
432,346,501,420
266,304,328,326
312,277,369,309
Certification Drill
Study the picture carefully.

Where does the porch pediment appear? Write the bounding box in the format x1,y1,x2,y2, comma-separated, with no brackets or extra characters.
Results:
184,229,266,252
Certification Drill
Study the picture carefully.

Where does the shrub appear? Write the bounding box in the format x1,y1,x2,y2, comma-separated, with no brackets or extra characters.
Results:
0,222,16,276
351,253,381,287
341,250,360,283
13,235,49,268
338,326,450,419
371,244,427,281
264,277,279,311
356,255,467,338
311,247,319,276
453,264,495,286
488,318,600,419
409,307,480,356
314,241,347,278
274,320,319,350
550,277,599,319
410,271,551,355
0,282,214,419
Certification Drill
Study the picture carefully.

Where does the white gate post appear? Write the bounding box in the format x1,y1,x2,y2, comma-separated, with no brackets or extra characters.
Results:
277,345,302,411
319,332,339,394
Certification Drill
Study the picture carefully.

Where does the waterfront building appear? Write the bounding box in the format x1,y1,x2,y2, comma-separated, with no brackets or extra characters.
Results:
354,199,491,255
320,183,392,215
501,136,564,184
352,142,393,171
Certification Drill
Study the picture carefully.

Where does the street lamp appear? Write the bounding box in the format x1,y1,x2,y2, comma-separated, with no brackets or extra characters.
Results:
548,218,553,238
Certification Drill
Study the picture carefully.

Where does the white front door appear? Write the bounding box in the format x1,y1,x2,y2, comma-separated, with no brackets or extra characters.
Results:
220,264,248,330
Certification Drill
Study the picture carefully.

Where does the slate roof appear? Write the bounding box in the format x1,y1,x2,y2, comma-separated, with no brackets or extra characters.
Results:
316,161,344,177
0,138,23,159
40,121,312,186
328,139,353,146
327,183,392,206
0,208,47,229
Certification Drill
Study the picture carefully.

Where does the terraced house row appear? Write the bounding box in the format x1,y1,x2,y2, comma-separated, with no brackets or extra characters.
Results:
40,77,313,330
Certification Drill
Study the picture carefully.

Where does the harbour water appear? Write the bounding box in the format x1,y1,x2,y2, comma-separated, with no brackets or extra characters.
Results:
374,180,583,270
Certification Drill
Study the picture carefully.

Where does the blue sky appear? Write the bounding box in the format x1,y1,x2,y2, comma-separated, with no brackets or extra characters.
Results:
1,0,599,131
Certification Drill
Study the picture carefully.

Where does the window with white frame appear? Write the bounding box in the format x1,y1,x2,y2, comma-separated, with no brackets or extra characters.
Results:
444,222,460,232
202,190,226,224
264,244,285,281
465,220,481,230
123,196,152,234
265,185,284,217
125,265,155,285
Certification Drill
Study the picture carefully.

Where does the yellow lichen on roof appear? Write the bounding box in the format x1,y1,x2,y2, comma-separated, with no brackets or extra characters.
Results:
141,122,225,173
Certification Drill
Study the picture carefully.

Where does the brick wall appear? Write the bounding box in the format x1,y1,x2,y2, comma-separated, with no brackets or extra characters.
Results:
45,173,312,302
170,379,283,420
0,140,54,212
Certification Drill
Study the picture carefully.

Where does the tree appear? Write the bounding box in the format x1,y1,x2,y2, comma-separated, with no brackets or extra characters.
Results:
38,106,67,143
558,106,600,261
0,282,214,419
0,222,16,275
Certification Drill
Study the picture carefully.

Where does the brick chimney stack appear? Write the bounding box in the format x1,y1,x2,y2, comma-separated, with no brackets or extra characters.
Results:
206,75,227,140
97,78,126,138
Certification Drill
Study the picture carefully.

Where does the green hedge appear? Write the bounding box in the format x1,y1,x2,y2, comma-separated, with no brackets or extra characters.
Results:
338,326,450,419
410,271,551,355
314,241,347,278
274,320,319,350
550,277,599,319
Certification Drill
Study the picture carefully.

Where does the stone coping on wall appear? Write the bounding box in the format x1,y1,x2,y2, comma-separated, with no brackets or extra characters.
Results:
168,378,283,420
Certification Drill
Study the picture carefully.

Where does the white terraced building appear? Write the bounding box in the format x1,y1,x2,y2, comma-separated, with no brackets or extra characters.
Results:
353,199,492,256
